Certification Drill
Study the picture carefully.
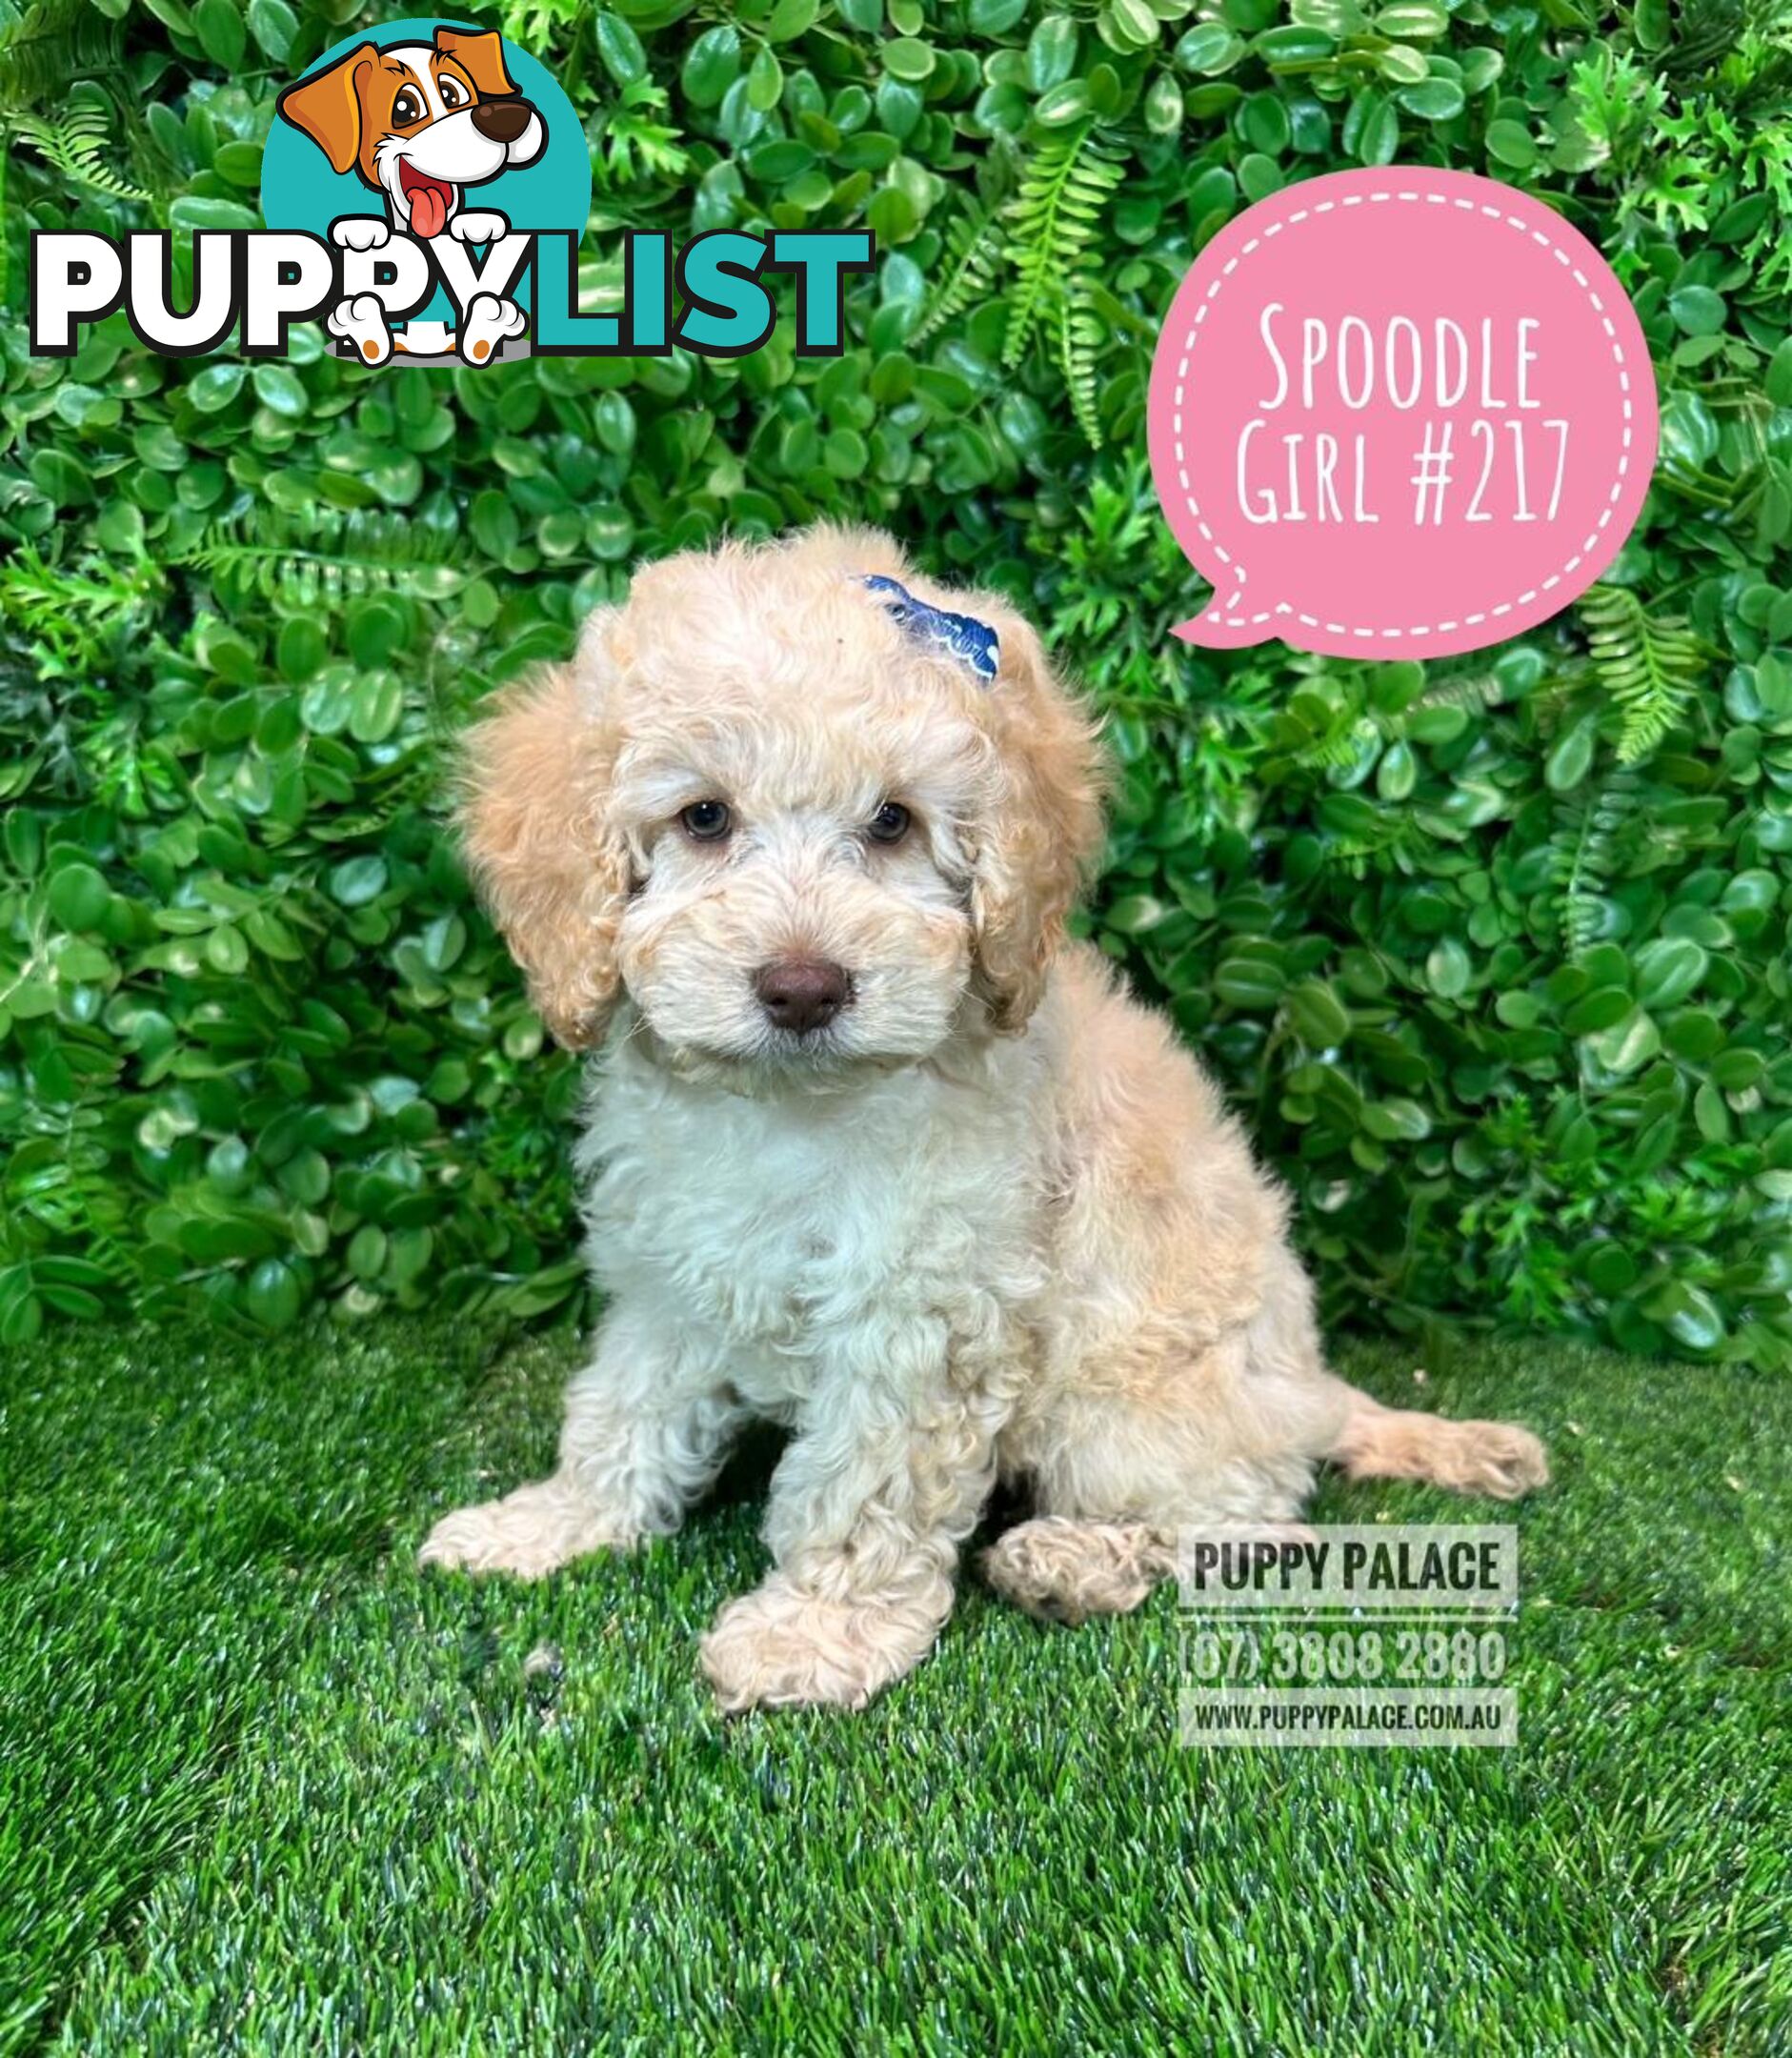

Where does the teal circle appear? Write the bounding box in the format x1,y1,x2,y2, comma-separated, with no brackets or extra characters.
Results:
261,17,591,338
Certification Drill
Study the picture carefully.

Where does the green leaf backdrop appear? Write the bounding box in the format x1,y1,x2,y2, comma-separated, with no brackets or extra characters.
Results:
3,0,1791,1364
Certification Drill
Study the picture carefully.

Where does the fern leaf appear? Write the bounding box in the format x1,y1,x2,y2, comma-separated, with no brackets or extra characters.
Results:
1661,0,1748,77
1560,770,1643,958
176,511,469,608
0,2,127,111
10,108,151,202
1001,125,1124,370
1057,275,1105,447
915,207,1003,344
1415,672,1508,716
1578,584,1709,763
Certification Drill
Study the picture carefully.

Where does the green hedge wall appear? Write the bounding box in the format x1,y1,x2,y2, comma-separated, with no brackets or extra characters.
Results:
4,0,1792,1365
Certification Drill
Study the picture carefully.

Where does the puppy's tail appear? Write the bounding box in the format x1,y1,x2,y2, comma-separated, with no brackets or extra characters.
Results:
1326,1385,1549,1501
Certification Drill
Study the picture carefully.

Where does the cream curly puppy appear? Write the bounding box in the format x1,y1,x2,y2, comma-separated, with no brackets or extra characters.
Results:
420,525,1547,1711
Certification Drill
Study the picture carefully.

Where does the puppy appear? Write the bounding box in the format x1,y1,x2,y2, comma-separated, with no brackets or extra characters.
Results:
421,527,1547,1712
276,26,542,362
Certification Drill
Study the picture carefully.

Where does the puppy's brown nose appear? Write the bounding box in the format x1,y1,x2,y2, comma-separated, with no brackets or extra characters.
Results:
754,958,850,1037
471,97,534,144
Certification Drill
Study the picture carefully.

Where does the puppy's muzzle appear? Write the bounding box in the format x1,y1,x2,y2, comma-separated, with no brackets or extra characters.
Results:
754,958,851,1037
472,97,536,145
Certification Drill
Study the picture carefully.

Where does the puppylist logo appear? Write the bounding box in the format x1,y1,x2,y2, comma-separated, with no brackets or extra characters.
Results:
270,19,566,366
30,16,872,367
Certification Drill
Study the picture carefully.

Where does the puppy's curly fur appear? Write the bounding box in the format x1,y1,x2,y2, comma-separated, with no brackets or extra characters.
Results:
421,526,1547,1711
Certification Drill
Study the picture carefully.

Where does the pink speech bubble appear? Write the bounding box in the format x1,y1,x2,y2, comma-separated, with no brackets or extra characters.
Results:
1147,168,1658,659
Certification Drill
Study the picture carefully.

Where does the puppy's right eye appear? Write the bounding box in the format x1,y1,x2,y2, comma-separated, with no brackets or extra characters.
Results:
393,87,425,125
866,800,911,845
679,799,732,842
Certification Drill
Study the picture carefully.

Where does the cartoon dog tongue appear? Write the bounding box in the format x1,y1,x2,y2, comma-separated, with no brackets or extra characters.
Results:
401,167,452,239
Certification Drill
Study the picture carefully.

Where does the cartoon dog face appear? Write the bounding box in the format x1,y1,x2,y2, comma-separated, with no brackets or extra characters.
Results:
276,27,545,239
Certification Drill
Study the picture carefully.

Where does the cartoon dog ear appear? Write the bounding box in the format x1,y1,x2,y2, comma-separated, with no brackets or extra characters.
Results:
275,44,372,176
434,27,517,97
458,646,630,1052
962,604,1106,1034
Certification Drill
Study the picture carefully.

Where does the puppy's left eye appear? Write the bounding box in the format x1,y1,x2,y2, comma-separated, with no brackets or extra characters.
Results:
439,76,468,108
866,801,911,845
680,799,732,841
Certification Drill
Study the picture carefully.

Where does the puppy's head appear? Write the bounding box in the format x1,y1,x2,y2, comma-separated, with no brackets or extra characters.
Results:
458,528,1104,1083
276,28,545,237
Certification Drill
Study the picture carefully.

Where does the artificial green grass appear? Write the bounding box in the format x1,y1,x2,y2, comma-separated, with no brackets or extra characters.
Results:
3,1320,1787,2055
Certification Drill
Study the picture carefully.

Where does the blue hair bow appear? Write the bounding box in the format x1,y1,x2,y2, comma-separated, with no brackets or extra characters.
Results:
860,574,1000,684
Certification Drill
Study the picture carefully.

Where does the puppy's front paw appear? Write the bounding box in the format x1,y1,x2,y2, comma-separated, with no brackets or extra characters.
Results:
1456,1422,1550,1500
981,1517,1167,1625
418,1480,633,1579
700,1575,936,1713
449,210,509,244
331,216,391,252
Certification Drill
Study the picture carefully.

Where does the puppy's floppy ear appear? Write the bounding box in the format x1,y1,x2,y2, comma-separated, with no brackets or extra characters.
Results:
276,45,372,176
963,605,1106,1034
434,27,517,97
458,647,629,1051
